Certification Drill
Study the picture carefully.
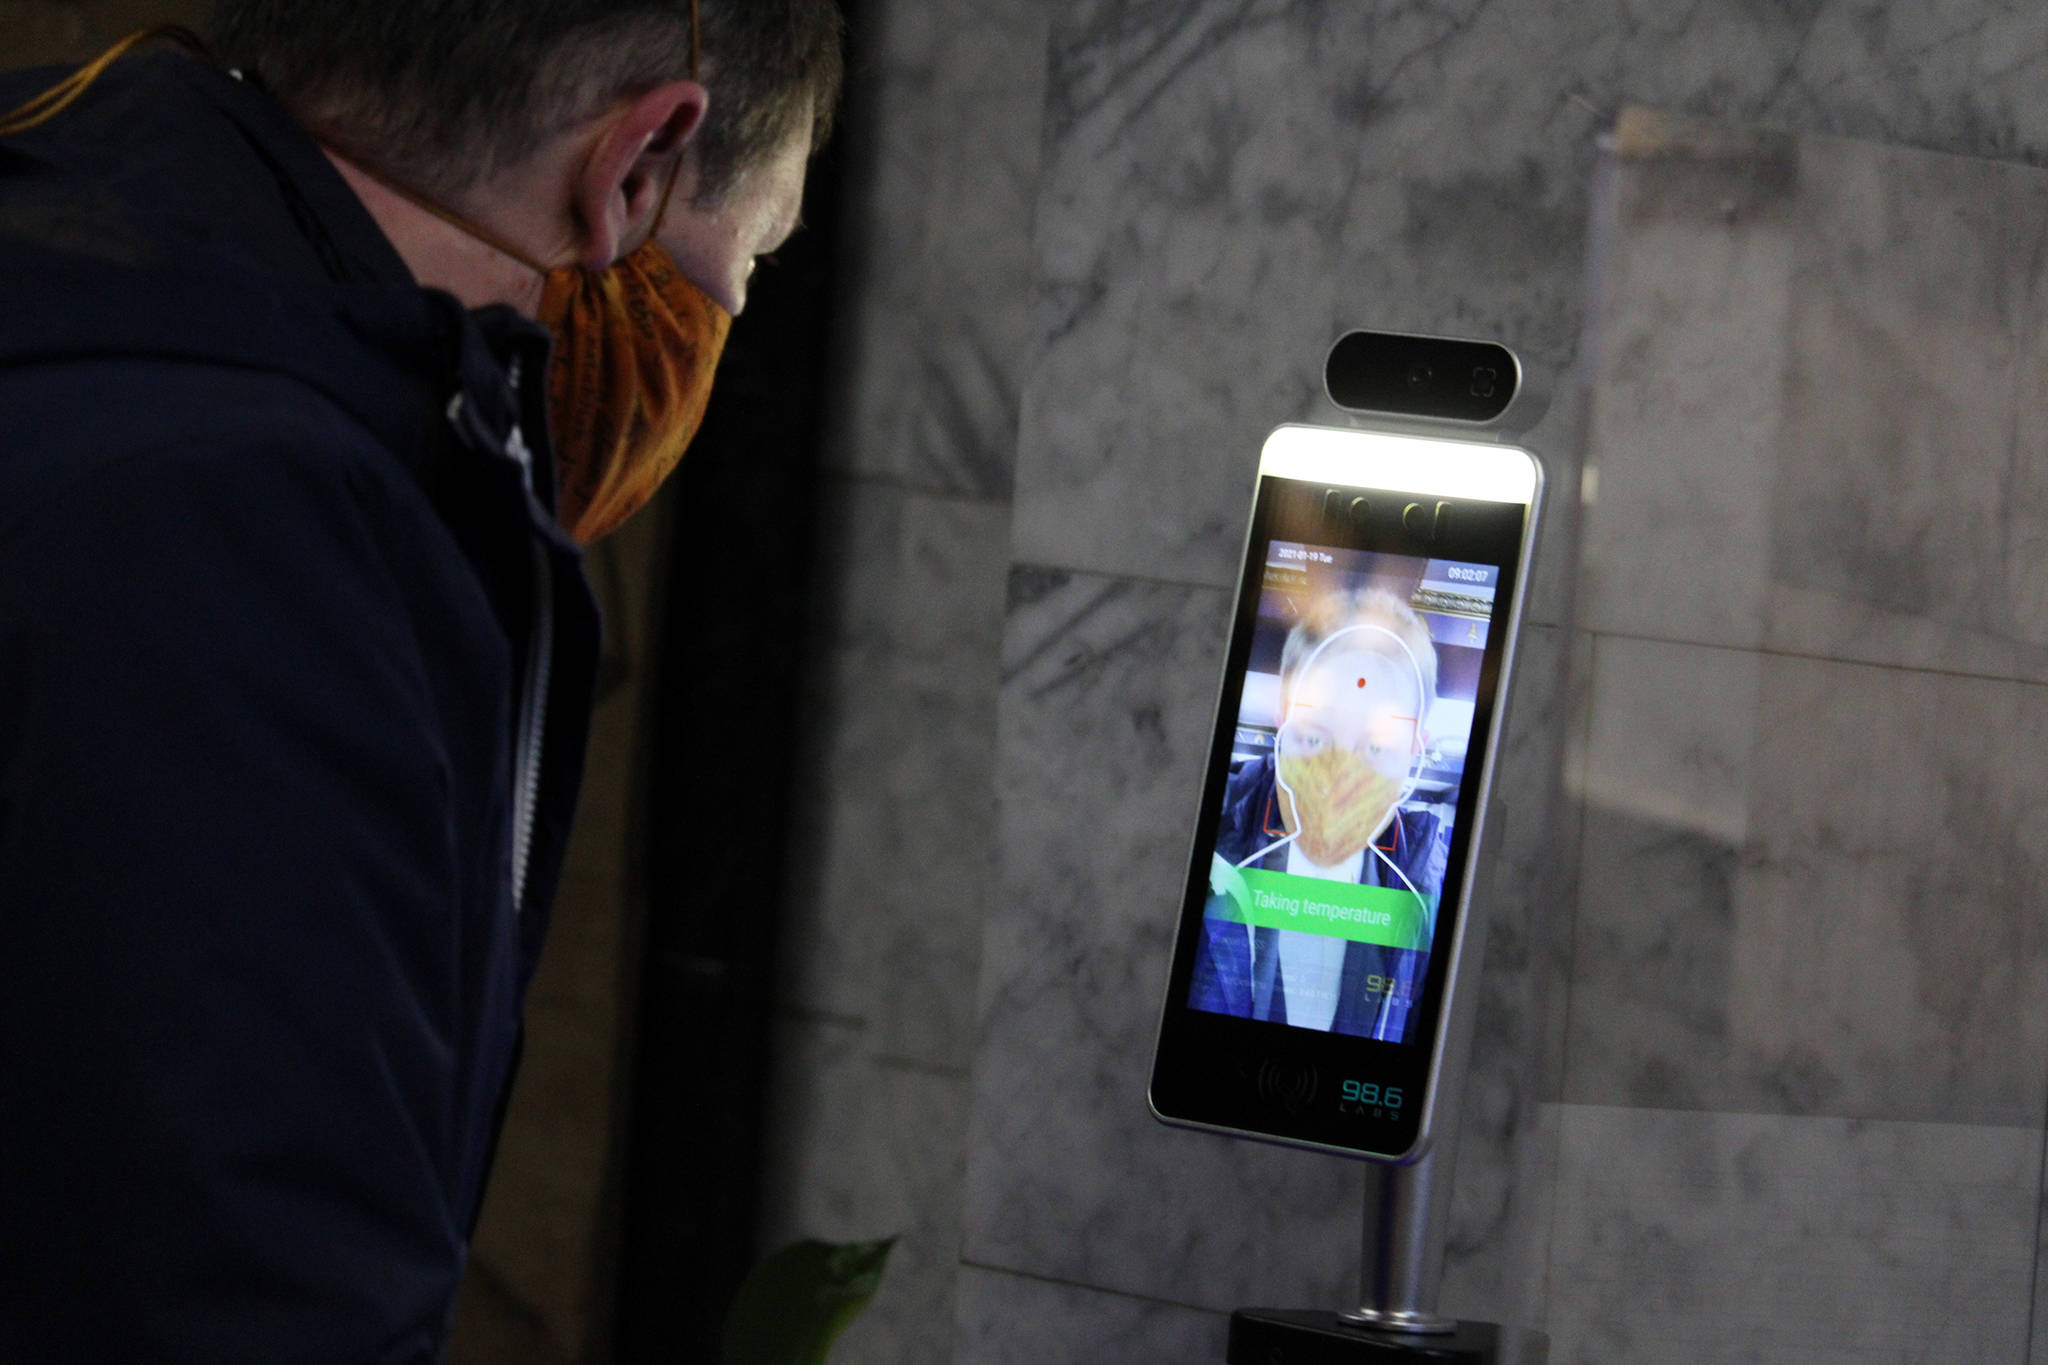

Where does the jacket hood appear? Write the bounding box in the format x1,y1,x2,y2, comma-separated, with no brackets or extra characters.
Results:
0,51,541,472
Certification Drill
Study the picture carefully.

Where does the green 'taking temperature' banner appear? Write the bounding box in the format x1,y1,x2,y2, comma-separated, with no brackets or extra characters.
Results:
1208,857,1432,952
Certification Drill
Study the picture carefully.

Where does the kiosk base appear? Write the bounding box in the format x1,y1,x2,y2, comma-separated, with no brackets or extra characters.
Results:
1227,1309,1526,1364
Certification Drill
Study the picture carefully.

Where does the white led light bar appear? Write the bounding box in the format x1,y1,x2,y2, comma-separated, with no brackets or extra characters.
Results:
1259,424,1540,505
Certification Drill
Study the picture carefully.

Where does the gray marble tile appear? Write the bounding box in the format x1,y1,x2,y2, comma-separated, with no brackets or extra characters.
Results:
1768,132,2038,646
1576,116,1796,654
1511,1101,1568,1353
967,569,1367,1309
2034,1132,2048,1365
1542,1105,2039,1365
1564,634,2048,1125
825,0,1046,497
953,1266,1226,1365
1441,624,1575,1325
1572,627,1764,850
1482,624,1584,1039
1582,111,2048,683
757,1013,969,1365
2008,188,2048,666
1018,2,1602,599
760,1014,873,1244
1014,4,2048,601
1523,393,1588,635
778,479,1009,1070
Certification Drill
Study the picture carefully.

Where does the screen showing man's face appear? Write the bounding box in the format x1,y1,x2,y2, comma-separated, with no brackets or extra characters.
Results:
1188,541,1499,1044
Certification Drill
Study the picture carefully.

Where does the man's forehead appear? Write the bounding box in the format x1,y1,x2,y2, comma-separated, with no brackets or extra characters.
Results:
1302,637,1414,676
1291,644,1418,699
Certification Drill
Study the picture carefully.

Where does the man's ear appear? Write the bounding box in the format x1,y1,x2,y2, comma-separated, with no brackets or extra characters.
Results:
573,80,708,271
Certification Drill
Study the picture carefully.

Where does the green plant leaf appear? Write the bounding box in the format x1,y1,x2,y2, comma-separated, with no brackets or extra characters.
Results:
720,1238,896,1365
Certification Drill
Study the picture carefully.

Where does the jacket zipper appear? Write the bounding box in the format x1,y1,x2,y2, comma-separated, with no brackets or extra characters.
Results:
497,357,549,917
510,537,552,914
446,366,553,916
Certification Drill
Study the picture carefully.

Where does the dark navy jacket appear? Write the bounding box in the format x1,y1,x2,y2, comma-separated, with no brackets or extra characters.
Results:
0,54,598,1362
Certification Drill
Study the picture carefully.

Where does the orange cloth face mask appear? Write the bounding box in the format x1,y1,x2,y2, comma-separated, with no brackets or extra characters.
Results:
318,157,733,546
538,242,731,544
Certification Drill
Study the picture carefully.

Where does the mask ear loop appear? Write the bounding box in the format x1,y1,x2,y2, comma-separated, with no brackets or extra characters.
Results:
623,0,696,256
630,0,696,250
323,0,699,276
319,113,686,279
0,25,213,137
334,155,560,273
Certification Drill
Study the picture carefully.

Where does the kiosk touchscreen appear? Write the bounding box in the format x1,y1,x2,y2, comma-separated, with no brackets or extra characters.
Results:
1150,422,1541,1163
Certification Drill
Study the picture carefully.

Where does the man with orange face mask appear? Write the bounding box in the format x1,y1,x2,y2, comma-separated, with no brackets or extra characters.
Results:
1193,589,1454,1040
0,3,837,1359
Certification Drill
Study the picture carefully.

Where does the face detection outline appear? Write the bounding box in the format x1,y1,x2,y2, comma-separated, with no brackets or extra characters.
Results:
1272,622,1430,868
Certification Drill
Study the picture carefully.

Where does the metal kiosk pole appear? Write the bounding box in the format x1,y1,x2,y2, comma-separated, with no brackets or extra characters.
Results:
1224,1141,1508,1363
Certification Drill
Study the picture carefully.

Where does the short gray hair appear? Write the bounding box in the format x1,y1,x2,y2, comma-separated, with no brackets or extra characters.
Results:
207,0,842,203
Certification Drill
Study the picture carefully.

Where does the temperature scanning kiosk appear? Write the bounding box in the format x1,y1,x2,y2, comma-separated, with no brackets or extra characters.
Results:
1147,333,1546,1363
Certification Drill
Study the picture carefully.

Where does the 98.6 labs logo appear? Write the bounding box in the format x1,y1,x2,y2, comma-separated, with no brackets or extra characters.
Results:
1338,1078,1404,1117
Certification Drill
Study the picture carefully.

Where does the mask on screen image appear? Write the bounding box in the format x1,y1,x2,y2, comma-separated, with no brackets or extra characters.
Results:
1271,622,1428,870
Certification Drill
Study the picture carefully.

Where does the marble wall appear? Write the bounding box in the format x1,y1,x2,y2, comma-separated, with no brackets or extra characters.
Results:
754,0,1045,1361
1551,107,2048,1365
950,4,2048,1363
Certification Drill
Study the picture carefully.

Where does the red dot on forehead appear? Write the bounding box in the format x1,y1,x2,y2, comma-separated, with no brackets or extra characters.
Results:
1356,677,1366,688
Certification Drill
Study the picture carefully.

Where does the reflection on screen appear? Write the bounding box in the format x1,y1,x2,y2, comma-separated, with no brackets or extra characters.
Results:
1186,543,1498,1045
